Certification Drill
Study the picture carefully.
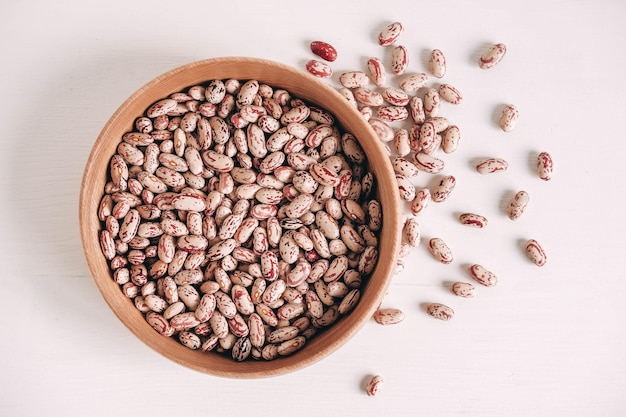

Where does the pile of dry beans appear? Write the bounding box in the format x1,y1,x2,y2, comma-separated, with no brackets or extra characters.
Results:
99,75,387,361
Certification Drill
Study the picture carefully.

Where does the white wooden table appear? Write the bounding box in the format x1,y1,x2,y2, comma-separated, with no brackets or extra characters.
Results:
2,1,625,415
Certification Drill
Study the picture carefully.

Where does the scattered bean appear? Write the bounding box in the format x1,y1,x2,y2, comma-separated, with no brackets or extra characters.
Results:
499,104,519,132
426,303,454,320
507,190,530,220
378,22,403,46
468,264,498,287
306,59,333,78
310,41,338,62
451,282,476,298
537,152,554,181
428,49,446,78
439,84,463,104
479,43,507,69
525,239,547,266
428,237,453,264
476,158,508,174
458,213,488,228
365,374,383,396
373,308,404,325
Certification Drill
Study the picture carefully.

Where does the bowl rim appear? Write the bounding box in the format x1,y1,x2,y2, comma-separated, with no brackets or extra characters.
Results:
79,56,402,378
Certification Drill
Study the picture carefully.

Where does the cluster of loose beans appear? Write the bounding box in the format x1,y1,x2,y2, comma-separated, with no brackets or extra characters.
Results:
306,21,554,396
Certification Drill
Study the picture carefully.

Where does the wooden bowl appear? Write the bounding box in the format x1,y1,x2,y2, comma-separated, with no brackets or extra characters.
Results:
79,57,401,378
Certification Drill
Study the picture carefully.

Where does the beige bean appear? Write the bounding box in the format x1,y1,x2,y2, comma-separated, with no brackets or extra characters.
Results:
439,83,463,104
255,303,278,327
377,106,408,122
368,118,394,142
537,152,554,181
400,72,428,93
413,152,444,174
340,225,366,254
366,57,386,87
373,308,405,325
205,238,236,261
423,88,441,117
177,235,208,253
525,239,547,266
281,104,311,125
231,285,255,315
227,313,249,337
468,264,498,287
432,175,456,203
428,237,453,264
173,269,203,285
338,289,360,314
261,344,279,361
428,49,446,78
479,43,507,69
354,88,384,107
304,290,324,318
459,213,488,228
170,311,201,332
341,133,365,164
277,336,306,356
476,158,508,174
426,303,454,320
391,45,409,75
381,88,408,107
201,150,234,172
410,188,431,216
499,104,519,132
393,128,411,157
146,312,174,337
366,374,383,396
358,246,378,275
339,87,358,108
451,282,475,298
358,104,370,119
277,302,305,320
342,199,366,224
99,230,116,260
507,190,530,220
159,152,188,172
442,125,461,153
367,200,382,232
286,261,311,287
339,71,370,88
195,293,217,322
236,79,259,107
208,311,229,338
378,21,403,46
403,218,420,247
248,313,266,348
306,59,332,78
147,99,178,118
284,193,314,219
396,174,416,201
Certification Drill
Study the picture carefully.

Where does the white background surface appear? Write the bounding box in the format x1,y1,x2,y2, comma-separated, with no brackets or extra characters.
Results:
1,0,625,416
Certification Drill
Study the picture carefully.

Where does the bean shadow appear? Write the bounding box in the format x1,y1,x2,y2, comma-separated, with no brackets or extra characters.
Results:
492,103,510,129
500,189,518,216
527,150,540,176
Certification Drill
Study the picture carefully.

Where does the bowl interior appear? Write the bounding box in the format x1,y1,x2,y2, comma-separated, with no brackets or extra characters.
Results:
79,57,401,378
